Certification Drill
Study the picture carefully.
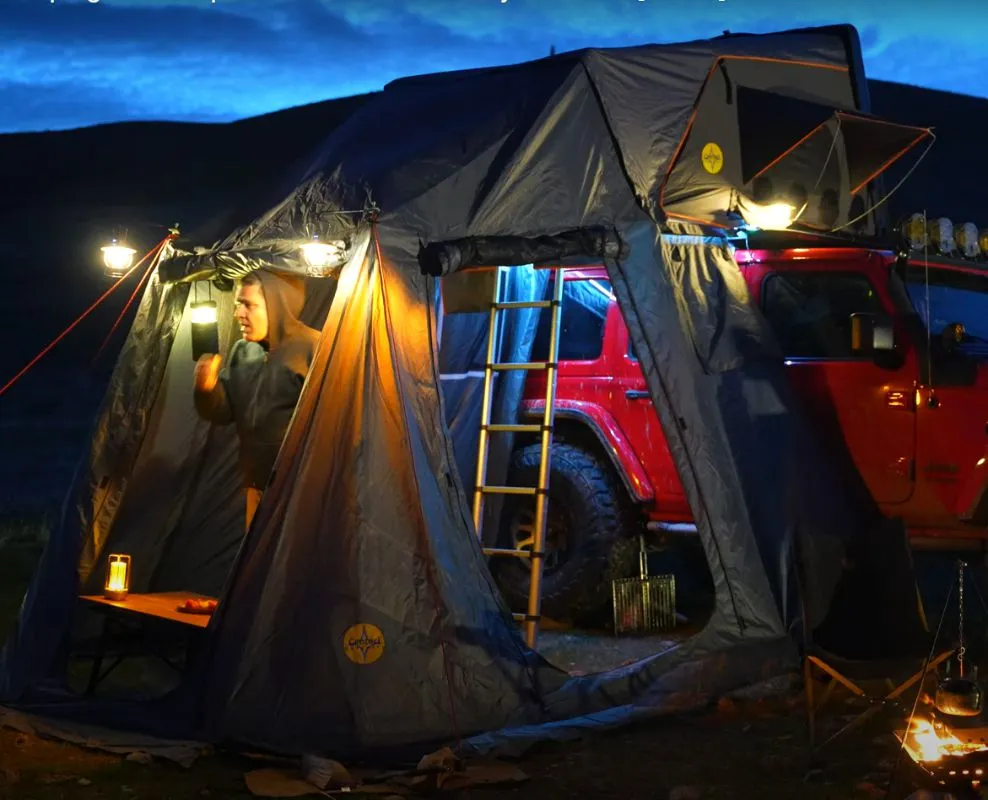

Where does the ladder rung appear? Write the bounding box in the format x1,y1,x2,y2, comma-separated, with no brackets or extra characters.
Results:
485,423,543,433
479,485,539,496
490,362,550,372
483,547,530,558
494,300,553,310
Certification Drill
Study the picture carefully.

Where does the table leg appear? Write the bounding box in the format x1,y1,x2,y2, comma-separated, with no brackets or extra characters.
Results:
85,616,109,696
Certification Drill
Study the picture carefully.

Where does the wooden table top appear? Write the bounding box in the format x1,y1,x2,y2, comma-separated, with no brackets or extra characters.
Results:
79,591,217,629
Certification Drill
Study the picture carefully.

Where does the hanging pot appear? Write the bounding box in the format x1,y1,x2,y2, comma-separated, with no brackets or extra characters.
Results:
935,677,984,718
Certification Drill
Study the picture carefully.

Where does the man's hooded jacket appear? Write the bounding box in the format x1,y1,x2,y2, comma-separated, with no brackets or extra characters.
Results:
194,269,321,489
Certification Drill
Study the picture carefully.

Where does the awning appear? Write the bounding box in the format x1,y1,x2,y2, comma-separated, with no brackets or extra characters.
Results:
737,86,933,195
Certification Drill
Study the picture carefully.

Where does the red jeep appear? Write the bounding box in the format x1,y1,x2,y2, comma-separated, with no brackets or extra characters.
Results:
492,233,988,621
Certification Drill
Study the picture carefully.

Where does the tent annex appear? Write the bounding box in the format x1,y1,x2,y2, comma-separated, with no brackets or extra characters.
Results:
1,24,930,761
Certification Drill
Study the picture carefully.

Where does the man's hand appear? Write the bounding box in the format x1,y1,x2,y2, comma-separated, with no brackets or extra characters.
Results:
194,354,222,393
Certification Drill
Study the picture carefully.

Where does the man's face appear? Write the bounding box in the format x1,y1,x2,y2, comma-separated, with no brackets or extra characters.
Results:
234,282,269,343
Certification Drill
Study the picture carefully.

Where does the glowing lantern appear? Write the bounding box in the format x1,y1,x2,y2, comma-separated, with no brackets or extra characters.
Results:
190,301,217,325
104,554,131,601
101,238,137,278
956,222,979,259
299,235,345,277
189,299,219,361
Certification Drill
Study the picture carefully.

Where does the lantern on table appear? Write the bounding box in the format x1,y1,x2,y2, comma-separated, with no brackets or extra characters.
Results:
104,554,131,601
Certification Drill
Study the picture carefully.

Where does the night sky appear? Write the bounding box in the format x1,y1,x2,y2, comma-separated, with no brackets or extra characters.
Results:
3,0,987,134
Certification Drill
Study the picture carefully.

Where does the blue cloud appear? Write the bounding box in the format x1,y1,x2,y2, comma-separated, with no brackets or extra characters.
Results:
2,0,987,133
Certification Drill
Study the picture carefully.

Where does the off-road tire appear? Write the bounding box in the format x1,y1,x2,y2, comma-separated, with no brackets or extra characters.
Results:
491,442,639,626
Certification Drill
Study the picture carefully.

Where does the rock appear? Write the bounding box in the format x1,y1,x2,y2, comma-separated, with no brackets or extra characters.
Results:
716,697,736,713
121,786,133,793
200,790,211,797
13,733,29,748
78,777,93,786
669,786,701,800
125,751,153,765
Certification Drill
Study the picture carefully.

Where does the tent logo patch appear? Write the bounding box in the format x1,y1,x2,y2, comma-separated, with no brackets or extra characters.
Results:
701,142,724,174
343,624,385,665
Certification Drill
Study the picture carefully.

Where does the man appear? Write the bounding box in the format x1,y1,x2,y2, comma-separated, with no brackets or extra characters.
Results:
193,269,321,529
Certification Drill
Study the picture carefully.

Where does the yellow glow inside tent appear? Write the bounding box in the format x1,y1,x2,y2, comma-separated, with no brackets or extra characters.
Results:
190,302,218,325
743,201,794,231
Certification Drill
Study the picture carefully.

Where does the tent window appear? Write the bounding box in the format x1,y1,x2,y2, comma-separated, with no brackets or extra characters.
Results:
532,277,611,362
761,271,885,359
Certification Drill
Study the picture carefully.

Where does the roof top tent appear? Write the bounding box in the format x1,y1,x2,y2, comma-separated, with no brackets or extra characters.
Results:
657,51,933,236
2,24,931,763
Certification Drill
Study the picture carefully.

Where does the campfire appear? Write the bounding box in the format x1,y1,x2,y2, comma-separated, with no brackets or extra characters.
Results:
897,715,988,788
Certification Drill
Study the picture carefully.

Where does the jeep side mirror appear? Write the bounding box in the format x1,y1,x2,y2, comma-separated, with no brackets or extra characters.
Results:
851,313,895,355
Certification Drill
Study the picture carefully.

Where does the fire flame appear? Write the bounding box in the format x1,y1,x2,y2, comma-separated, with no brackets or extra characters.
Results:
908,717,988,763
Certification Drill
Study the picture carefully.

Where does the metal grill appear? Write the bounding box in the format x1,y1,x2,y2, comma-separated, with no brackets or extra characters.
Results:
612,536,676,635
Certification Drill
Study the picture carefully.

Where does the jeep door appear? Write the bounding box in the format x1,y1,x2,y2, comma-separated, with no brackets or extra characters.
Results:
753,262,918,506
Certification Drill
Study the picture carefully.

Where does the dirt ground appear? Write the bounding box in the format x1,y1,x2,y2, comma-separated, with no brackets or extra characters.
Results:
0,525,974,800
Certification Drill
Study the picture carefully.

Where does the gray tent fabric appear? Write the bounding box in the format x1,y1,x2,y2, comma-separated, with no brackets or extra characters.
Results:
193,232,565,756
2,25,927,760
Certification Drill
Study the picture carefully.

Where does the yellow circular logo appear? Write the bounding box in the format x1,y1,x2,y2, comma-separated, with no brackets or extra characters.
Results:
701,142,724,174
342,624,385,665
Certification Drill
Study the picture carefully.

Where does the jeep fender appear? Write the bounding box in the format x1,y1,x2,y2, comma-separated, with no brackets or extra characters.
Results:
519,399,654,504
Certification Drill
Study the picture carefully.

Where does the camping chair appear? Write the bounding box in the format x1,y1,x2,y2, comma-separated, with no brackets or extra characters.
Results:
799,520,956,751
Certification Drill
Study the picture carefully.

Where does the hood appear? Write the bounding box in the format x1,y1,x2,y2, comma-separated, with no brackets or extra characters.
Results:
254,269,309,351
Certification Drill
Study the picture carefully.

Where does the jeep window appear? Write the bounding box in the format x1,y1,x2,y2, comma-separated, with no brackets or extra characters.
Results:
532,277,612,361
761,272,886,359
902,267,988,358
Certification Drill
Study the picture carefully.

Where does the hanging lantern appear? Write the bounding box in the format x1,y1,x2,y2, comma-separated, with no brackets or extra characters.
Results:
299,235,345,277
104,553,131,601
934,562,984,719
956,222,979,259
101,238,137,278
189,285,219,361
189,301,218,325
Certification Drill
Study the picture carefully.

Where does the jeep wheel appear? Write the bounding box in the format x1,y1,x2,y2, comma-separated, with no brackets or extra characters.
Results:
491,442,638,626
